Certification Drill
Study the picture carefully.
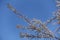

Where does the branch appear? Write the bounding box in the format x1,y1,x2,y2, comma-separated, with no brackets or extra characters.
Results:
7,3,31,24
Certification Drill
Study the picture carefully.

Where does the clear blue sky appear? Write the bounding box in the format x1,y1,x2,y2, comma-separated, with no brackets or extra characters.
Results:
0,0,58,40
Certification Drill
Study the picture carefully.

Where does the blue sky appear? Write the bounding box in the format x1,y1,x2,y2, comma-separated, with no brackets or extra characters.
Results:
0,0,58,40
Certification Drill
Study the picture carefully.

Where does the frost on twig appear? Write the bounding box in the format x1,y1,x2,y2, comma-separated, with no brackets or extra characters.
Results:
7,1,60,40
56,0,60,8
20,32,52,38
7,3,31,24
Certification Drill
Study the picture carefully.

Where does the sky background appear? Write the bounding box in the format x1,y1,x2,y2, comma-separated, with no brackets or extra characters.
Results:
0,0,58,40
